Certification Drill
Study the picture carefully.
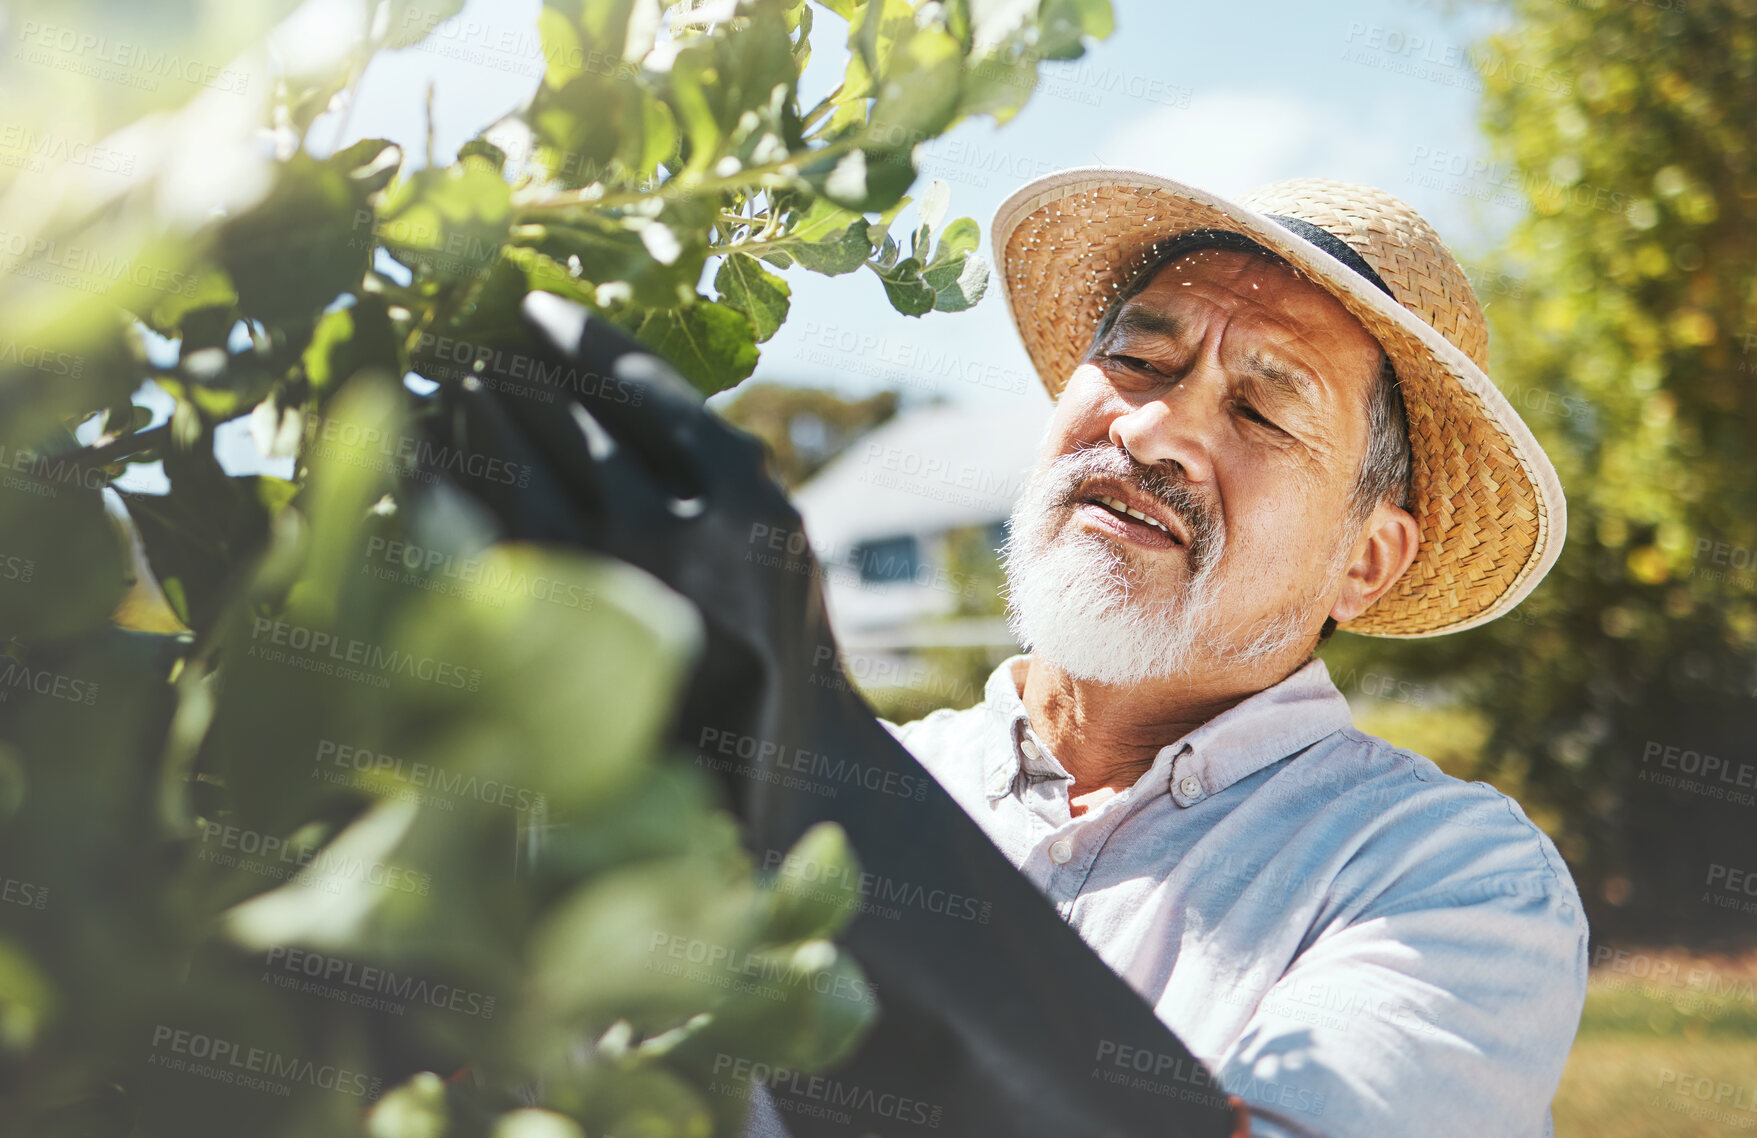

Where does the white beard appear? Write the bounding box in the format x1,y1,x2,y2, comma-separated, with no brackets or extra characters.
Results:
1001,446,1331,686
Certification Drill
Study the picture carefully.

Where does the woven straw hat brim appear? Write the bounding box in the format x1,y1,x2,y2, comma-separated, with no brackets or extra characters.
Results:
991,168,1566,638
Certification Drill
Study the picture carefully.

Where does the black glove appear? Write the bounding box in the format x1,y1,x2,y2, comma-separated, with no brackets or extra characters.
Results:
414,291,1243,1137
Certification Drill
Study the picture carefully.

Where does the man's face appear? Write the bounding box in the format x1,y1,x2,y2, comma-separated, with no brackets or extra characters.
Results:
1003,248,1390,686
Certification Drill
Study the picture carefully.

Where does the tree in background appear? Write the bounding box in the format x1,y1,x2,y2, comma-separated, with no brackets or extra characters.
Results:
0,0,1115,1134
715,383,898,489
1325,0,1757,946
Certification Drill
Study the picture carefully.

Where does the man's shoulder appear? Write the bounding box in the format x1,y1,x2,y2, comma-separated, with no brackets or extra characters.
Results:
1282,725,1584,913
1283,723,1536,822
883,697,1004,771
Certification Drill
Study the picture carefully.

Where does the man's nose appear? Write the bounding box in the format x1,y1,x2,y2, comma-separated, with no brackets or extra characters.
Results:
1106,376,1218,485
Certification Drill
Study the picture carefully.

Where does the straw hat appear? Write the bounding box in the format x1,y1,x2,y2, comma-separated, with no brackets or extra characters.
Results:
990,169,1566,638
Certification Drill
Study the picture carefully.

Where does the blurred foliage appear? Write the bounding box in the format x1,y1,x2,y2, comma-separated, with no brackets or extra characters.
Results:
0,0,1114,1134
938,521,1008,620
858,643,998,724
714,383,897,489
1324,0,1757,947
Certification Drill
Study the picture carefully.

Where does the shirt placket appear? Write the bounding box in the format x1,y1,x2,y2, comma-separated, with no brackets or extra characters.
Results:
1012,724,1177,917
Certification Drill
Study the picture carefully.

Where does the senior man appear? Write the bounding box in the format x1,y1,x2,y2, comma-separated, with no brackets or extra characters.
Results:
871,172,1587,1135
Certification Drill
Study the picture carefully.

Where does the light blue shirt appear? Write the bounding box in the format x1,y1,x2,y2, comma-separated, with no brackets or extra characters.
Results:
885,654,1588,1137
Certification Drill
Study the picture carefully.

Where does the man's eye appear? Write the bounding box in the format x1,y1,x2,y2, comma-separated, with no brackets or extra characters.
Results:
1235,401,1280,431
1099,352,1160,375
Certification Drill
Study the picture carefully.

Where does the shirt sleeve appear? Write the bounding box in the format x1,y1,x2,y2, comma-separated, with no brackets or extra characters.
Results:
1212,810,1589,1137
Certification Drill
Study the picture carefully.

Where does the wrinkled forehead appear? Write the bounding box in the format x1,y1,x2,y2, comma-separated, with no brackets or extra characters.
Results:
1088,233,1313,352
1092,245,1375,365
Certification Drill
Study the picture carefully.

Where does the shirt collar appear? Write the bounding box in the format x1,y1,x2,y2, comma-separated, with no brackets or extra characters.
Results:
980,654,1354,806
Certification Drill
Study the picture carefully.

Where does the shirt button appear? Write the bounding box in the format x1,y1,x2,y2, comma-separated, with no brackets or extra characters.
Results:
1021,738,1042,762
1179,775,1204,798
1048,839,1073,865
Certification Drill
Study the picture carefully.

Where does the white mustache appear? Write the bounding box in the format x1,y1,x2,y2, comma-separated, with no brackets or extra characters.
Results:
1043,445,1222,572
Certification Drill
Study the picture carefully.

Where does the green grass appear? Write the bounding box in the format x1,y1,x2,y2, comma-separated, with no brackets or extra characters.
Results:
1554,968,1757,1136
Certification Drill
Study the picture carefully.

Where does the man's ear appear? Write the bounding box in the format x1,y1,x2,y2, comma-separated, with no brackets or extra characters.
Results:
1329,502,1420,624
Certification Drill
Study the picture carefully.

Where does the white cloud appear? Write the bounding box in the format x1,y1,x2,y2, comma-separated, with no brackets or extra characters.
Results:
1093,88,1403,198
1086,86,1514,251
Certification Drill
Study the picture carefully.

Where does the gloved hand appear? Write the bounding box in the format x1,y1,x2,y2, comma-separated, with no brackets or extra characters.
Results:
414,290,1246,1138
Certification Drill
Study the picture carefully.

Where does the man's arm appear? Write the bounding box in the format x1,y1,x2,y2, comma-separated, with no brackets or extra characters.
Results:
1213,832,1588,1136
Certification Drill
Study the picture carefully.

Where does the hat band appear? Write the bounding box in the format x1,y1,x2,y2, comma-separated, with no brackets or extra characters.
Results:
1262,213,1396,300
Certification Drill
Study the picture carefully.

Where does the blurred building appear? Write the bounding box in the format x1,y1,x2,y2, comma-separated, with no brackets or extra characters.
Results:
791,397,1049,702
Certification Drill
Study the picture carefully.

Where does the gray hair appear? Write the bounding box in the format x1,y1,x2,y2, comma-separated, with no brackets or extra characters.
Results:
1353,350,1412,526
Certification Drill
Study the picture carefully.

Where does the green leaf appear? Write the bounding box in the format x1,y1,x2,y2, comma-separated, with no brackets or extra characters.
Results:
375,154,514,286
223,797,425,950
168,304,242,355
925,215,980,268
532,67,667,185
848,0,910,78
510,248,603,315
0,935,55,1063
700,941,875,1071
1037,0,1114,60
790,1,815,71
121,474,295,636
457,138,509,172
145,268,238,341
785,212,868,275
783,197,865,248
569,1066,710,1138
534,206,709,309
0,441,126,643
869,256,935,316
537,7,588,89
629,93,679,178
218,150,387,326
628,301,761,395
298,373,409,611
808,144,917,213
874,232,900,268
526,853,759,1041
714,252,792,343
956,49,1041,125
302,294,402,398
868,26,964,144
668,42,724,177
389,546,704,806
578,0,648,46
721,1,799,125
152,354,278,424
757,823,863,943
924,250,990,312
921,215,989,311
332,137,406,198
367,1072,450,1138
492,1111,585,1138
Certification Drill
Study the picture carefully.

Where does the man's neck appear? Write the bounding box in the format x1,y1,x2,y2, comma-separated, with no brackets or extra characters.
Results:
1019,653,1310,809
